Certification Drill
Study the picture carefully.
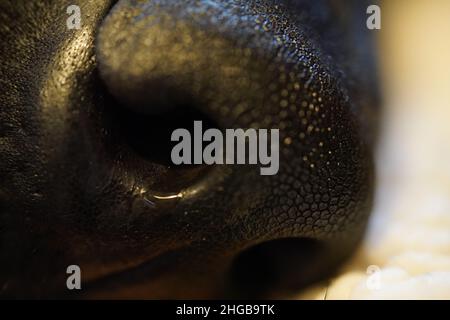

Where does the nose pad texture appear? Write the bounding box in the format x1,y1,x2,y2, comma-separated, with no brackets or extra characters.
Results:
0,0,378,298
92,0,377,297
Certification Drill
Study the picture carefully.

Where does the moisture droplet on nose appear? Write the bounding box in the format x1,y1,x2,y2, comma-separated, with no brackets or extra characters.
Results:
132,190,184,214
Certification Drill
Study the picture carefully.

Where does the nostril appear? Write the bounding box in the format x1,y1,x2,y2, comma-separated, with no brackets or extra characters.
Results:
99,86,219,194
228,238,325,298
110,93,217,168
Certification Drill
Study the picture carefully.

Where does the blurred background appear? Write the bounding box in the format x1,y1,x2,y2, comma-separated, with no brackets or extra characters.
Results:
300,0,450,299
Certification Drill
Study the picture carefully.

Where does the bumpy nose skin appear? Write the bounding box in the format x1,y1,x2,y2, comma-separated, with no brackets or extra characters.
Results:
0,0,379,298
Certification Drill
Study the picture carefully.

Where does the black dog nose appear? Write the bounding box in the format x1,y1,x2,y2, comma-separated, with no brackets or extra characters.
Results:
91,0,377,298
0,0,378,298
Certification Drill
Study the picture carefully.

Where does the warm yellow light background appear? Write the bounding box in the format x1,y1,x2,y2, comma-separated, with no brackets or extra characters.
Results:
299,0,450,299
